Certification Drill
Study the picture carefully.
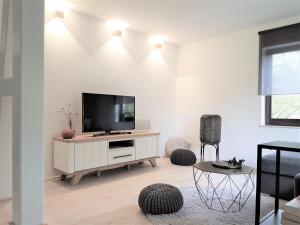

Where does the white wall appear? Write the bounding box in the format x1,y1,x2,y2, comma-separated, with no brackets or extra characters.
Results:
177,16,300,166
44,11,178,178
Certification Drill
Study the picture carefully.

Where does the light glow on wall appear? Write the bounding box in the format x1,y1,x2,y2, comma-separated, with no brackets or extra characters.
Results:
150,35,167,50
45,1,73,36
149,49,164,62
107,19,129,37
106,36,124,51
46,18,68,37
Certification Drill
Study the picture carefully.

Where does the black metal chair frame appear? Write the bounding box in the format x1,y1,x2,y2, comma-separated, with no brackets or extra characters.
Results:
200,142,220,161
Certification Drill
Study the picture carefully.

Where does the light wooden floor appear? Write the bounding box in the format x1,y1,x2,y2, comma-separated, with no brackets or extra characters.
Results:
0,157,195,225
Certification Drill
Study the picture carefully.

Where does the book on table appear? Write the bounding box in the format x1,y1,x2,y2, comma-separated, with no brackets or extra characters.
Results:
282,213,300,225
282,196,300,225
283,196,300,216
282,218,300,225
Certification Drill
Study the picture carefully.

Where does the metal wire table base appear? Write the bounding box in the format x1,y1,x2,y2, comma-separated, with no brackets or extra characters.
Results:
193,166,255,213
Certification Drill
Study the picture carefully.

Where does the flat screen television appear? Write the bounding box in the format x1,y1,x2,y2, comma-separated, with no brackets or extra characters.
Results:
82,93,135,134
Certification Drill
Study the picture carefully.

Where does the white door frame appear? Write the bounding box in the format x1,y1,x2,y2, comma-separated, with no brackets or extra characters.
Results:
0,0,45,224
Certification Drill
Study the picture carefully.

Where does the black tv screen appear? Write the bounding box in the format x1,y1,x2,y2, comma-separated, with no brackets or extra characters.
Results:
82,93,135,133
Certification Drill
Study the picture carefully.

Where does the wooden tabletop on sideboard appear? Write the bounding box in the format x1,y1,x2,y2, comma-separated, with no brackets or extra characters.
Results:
54,131,161,143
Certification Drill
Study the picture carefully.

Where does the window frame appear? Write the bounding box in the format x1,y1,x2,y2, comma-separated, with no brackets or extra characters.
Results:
265,96,300,127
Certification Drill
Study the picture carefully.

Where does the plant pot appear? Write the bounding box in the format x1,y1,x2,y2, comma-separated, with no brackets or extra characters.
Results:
61,129,75,139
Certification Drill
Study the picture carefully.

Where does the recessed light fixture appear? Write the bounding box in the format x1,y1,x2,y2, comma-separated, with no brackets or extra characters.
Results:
151,35,167,50
107,19,129,37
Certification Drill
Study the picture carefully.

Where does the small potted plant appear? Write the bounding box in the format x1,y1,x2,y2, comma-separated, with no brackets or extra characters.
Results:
58,104,79,139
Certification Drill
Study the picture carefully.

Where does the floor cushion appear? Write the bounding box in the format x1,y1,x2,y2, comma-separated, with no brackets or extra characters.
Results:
165,137,192,157
295,173,300,197
138,183,184,215
170,149,197,166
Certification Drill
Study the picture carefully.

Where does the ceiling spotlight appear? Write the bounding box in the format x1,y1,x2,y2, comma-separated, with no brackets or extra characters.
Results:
107,19,129,37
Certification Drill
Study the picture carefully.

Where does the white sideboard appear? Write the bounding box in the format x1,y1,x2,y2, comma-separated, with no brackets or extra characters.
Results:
53,131,160,185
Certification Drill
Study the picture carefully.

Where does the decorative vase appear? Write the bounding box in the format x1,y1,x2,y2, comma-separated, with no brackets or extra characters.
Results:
61,129,75,139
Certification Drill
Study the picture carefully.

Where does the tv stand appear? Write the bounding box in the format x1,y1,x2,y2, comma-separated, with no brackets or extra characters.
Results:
93,131,133,137
53,131,160,185
92,133,106,137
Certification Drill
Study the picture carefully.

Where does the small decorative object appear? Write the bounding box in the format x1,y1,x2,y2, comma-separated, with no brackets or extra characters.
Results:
228,157,245,167
212,157,245,169
58,104,79,139
61,129,75,139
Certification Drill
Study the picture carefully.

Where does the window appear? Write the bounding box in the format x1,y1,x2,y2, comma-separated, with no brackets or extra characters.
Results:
263,43,300,126
259,23,300,126
266,95,300,127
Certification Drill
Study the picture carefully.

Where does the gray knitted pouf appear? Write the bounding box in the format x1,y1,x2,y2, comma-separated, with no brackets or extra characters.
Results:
170,149,197,166
138,183,184,215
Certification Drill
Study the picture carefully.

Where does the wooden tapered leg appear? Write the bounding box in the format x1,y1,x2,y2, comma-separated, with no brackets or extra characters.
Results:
70,174,83,185
149,159,157,167
95,171,101,177
60,174,67,181
125,165,131,170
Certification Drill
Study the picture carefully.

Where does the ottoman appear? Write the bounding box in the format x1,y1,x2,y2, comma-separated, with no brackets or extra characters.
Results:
138,183,183,215
295,173,300,197
170,149,197,166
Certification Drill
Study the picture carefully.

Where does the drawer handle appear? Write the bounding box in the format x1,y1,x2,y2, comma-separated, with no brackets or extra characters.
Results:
114,154,132,159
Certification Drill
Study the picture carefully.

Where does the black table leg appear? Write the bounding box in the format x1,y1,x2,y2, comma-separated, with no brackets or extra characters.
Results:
275,149,281,213
255,146,262,225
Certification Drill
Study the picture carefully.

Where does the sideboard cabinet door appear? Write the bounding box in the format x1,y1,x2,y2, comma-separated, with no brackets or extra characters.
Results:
75,141,108,172
91,141,108,168
135,136,158,160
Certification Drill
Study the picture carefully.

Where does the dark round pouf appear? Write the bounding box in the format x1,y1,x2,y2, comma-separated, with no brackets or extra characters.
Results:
170,149,197,166
138,183,183,215
295,173,300,197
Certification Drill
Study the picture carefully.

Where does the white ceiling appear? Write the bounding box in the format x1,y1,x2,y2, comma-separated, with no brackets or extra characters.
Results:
70,0,300,45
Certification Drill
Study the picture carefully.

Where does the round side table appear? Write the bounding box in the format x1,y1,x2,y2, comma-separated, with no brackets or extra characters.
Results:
193,161,254,213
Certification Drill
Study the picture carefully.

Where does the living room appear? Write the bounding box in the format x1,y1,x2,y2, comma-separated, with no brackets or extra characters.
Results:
1,0,300,225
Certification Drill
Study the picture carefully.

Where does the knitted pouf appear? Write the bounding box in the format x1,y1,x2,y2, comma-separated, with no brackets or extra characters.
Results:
295,173,300,197
165,137,192,157
138,183,184,215
170,149,197,166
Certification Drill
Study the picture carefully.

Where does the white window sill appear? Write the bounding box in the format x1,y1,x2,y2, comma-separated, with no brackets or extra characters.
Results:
259,125,300,129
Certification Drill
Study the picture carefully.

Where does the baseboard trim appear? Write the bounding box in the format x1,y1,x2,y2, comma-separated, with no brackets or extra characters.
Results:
0,177,59,203
44,175,60,182
9,221,47,225
0,197,11,203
